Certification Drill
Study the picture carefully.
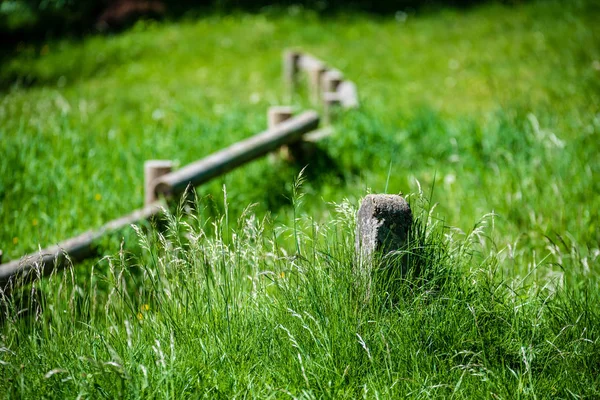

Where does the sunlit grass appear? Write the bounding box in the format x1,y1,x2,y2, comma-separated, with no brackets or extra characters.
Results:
1,193,598,397
1,0,598,262
0,0,599,396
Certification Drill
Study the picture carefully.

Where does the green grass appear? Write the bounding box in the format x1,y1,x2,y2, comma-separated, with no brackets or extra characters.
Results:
1,194,598,398
1,0,599,397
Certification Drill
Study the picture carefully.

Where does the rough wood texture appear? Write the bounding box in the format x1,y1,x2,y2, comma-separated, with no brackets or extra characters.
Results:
0,203,164,288
155,110,320,196
356,194,412,259
145,160,173,205
354,195,412,301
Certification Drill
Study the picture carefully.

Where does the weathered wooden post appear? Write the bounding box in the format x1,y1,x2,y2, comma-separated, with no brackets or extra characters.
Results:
1,112,322,289
321,69,344,93
356,194,412,257
283,50,301,101
268,106,294,129
298,54,328,104
144,160,173,206
356,194,413,299
308,64,328,104
267,106,294,161
322,69,344,123
356,194,412,262
338,80,360,109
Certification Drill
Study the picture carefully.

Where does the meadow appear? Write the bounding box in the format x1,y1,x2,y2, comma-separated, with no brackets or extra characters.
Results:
0,0,599,397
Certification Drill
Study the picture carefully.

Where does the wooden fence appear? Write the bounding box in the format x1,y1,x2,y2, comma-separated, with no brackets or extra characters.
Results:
284,50,359,119
0,50,359,289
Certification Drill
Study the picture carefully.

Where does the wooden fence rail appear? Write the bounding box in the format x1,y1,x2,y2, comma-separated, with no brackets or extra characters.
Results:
0,203,163,288
0,110,320,289
284,50,359,120
155,110,319,197
1,50,358,290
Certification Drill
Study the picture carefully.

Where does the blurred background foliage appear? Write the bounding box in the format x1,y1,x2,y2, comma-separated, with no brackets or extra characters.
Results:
1,0,526,42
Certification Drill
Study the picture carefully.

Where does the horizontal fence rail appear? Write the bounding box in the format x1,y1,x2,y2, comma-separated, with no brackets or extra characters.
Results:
284,50,360,120
0,110,321,289
0,203,163,287
155,110,319,197
1,49,359,291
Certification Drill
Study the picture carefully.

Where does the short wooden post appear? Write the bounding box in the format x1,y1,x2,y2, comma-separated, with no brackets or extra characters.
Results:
356,194,412,259
283,51,301,101
268,106,294,129
268,106,294,161
0,250,3,265
308,64,328,104
355,194,413,299
144,160,173,205
338,81,360,109
321,69,344,93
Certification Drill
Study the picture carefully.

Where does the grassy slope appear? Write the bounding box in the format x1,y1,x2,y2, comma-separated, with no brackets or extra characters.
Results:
1,0,599,397
1,0,599,263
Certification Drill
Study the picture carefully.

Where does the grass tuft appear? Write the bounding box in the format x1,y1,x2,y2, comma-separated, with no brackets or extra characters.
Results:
1,191,599,397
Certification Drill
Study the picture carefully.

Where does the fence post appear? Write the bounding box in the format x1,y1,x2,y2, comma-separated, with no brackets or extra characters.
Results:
268,106,294,129
283,51,301,102
338,81,360,109
321,69,344,93
308,64,328,104
356,194,412,260
268,106,294,161
355,194,413,299
145,160,173,206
